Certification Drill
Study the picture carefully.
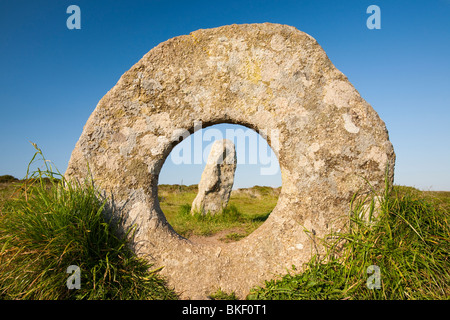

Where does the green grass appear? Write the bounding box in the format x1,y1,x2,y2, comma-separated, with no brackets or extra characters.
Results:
158,185,277,239
0,144,178,300
247,183,450,300
173,203,266,238
208,288,238,300
160,196,272,239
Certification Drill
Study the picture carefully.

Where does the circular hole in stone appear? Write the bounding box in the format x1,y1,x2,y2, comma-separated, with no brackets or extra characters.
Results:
158,123,281,244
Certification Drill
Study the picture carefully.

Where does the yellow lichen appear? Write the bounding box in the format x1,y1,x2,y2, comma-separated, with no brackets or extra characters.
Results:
100,139,108,150
114,108,125,118
190,32,211,56
245,57,262,84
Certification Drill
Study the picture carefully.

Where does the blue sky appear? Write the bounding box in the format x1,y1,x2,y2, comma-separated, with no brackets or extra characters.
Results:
1,0,449,190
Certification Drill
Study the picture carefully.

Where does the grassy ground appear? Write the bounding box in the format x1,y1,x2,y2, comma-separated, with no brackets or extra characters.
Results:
0,145,448,299
0,146,178,300
160,182,449,300
247,185,450,300
158,184,279,240
1,174,448,300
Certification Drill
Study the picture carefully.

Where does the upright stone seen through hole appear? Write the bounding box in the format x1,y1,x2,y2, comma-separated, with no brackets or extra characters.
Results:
157,123,281,243
191,139,237,216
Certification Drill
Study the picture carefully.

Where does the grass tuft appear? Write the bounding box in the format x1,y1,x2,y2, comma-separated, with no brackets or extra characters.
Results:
248,178,450,300
208,288,238,300
0,143,178,300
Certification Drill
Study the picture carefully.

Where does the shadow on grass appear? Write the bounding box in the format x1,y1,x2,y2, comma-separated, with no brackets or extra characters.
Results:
250,211,271,222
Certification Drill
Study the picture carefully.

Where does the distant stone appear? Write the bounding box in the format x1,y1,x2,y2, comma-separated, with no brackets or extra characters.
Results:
191,139,236,215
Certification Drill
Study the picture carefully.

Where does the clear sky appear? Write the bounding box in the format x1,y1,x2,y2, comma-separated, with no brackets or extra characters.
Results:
1,0,449,190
